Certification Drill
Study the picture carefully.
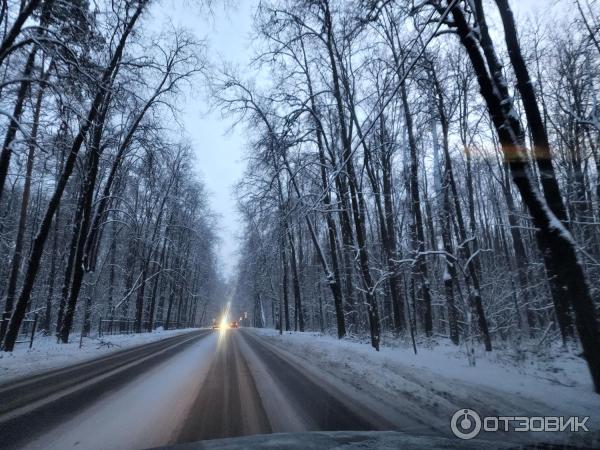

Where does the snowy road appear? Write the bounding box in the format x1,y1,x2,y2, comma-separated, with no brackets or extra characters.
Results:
0,330,211,449
0,329,411,450
5,328,591,449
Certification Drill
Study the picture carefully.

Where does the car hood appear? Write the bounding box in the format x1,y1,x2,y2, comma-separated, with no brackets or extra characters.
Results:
151,430,523,449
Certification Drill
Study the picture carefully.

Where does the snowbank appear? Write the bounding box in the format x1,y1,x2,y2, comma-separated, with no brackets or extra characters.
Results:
0,328,200,384
254,328,599,423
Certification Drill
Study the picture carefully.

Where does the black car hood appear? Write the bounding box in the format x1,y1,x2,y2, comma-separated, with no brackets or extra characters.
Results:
150,430,562,450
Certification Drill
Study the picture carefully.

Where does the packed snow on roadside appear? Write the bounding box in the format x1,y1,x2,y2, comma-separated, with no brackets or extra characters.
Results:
0,327,200,383
254,328,599,422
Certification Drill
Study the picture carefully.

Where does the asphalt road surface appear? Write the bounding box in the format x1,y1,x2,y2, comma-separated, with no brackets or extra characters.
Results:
0,328,406,450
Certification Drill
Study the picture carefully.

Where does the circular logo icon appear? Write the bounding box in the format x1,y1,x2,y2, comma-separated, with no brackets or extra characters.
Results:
451,408,482,440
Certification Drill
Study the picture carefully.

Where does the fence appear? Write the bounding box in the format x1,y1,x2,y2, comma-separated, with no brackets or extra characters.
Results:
1,312,38,348
1,313,190,350
97,317,189,337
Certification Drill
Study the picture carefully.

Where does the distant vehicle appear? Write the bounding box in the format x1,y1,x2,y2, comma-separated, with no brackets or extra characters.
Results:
212,320,218,330
230,321,239,329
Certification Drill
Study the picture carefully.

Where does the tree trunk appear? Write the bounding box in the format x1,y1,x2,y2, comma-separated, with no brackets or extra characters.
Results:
400,84,433,337
323,0,379,349
0,48,36,203
280,226,290,331
288,227,304,332
474,0,573,341
450,0,600,392
60,100,110,343
0,69,45,342
0,0,42,66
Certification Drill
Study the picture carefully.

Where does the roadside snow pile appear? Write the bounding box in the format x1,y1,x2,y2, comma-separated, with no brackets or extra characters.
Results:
254,328,599,421
0,328,199,383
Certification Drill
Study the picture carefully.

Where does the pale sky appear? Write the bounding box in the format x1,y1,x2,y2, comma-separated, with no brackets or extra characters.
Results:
146,0,259,278
144,0,557,278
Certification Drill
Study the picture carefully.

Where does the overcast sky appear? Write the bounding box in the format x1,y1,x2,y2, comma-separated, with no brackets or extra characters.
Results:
145,0,259,278
145,0,554,278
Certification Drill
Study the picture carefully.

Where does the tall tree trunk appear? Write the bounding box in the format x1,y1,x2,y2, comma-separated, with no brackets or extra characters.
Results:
297,37,347,337
474,0,573,341
288,227,304,332
147,236,167,332
450,0,600,392
107,220,117,317
436,55,493,351
0,69,43,342
323,0,380,349
380,122,405,333
43,207,60,333
502,164,535,335
60,100,111,343
400,84,433,337
429,67,460,344
280,225,290,331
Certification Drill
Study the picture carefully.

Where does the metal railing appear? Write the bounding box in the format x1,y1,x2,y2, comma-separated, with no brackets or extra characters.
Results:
97,317,188,337
1,313,38,348
0,313,191,350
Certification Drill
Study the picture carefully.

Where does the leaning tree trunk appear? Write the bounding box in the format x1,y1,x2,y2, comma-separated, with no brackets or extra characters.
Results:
495,0,576,341
0,0,42,67
473,0,573,341
449,0,600,392
0,0,54,202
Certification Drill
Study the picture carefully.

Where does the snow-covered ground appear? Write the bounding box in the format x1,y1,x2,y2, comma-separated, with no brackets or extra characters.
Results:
0,327,200,384
254,328,599,440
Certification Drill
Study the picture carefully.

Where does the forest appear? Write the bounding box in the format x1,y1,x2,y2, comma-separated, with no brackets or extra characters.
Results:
0,0,223,353
1,2,599,449
0,0,599,395
228,0,600,393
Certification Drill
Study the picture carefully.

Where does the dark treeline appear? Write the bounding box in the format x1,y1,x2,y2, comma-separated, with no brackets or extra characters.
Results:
0,0,222,351
229,0,600,393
